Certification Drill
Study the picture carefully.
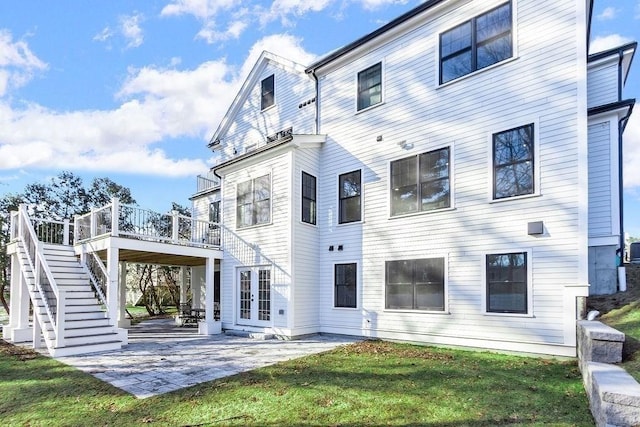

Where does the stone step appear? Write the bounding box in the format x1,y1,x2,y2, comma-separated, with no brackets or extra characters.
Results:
51,340,123,357
224,330,274,340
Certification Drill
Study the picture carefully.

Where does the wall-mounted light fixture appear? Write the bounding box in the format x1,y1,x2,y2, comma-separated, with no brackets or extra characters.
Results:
527,221,544,235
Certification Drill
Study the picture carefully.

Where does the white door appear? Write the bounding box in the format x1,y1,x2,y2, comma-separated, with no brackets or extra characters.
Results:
237,267,271,327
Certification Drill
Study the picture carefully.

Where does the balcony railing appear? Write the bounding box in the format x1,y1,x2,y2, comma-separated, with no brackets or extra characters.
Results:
196,172,219,194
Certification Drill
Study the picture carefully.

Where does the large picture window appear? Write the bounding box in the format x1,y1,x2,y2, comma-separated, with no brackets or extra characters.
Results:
440,2,512,84
486,252,527,314
335,263,357,308
386,258,445,311
302,172,317,225
236,174,271,228
339,170,361,224
261,74,275,110
357,62,382,111
391,147,450,216
493,124,534,199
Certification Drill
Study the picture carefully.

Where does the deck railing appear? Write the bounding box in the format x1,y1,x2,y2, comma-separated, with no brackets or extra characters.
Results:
74,198,221,248
196,173,219,194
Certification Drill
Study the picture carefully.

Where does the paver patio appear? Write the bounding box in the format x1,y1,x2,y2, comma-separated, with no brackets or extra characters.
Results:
57,318,357,398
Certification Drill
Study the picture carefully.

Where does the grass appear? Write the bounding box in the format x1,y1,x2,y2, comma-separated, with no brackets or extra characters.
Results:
600,301,640,381
0,339,592,426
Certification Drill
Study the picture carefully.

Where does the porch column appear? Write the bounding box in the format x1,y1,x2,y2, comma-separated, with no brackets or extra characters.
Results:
106,246,119,326
198,257,221,335
118,262,130,328
180,267,188,305
3,253,32,342
192,267,202,309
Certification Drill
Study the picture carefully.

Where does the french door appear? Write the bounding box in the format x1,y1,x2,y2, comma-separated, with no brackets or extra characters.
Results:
237,267,271,327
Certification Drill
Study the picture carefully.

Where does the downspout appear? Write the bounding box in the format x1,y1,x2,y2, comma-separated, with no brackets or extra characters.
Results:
309,70,320,135
618,104,635,259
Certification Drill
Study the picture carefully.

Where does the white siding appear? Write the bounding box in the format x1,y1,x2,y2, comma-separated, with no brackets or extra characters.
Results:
587,59,619,109
314,0,586,354
218,62,316,163
588,121,613,237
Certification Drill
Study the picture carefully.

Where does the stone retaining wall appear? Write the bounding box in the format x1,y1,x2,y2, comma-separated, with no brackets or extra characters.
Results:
577,320,640,426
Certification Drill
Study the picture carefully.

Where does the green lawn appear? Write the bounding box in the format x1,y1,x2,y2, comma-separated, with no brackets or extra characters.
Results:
600,300,640,382
0,340,592,426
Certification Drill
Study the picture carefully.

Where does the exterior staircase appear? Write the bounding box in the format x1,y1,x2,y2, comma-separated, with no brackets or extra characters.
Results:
15,241,123,357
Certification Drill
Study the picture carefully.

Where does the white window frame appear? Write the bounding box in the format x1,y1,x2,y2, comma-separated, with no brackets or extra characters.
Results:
260,74,275,112
301,171,317,226
435,0,519,88
235,173,273,229
384,254,449,314
355,61,385,113
487,118,541,203
337,169,364,226
387,144,455,218
481,248,533,317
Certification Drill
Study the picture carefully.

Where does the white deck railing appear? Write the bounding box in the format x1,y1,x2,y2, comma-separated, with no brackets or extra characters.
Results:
73,198,221,248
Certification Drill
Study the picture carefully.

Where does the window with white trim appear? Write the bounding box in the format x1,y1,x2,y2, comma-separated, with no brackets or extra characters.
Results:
386,258,445,311
335,263,357,308
357,62,382,111
486,252,527,314
236,174,271,228
339,170,361,224
391,147,450,216
302,172,317,225
261,75,275,110
440,2,513,84
492,123,534,199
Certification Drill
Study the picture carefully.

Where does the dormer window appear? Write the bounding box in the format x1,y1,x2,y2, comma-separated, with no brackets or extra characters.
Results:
261,74,275,110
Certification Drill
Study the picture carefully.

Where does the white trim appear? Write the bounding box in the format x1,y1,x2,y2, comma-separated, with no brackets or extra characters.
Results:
235,171,273,230
234,264,273,327
382,253,450,314
487,119,541,203
300,170,318,226
387,143,455,218
481,248,534,317
608,117,621,235
260,73,276,112
332,260,360,310
354,60,385,114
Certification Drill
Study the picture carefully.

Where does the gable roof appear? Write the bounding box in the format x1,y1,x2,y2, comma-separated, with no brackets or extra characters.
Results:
208,51,309,149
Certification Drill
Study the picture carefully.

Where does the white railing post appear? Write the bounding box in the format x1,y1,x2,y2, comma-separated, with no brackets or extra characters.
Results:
90,209,97,239
111,197,120,237
63,219,70,245
33,314,42,349
56,289,66,347
171,210,179,243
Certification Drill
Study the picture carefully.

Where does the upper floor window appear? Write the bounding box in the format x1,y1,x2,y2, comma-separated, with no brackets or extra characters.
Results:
386,258,445,311
339,170,361,224
209,200,220,223
302,172,317,225
357,62,382,111
486,252,527,314
440,2,512,84
261,75,275,110
391,147,450,216
493,124,534,199
237,174,271,228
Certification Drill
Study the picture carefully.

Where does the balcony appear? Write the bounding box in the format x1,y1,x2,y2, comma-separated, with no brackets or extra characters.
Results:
194,172,220,196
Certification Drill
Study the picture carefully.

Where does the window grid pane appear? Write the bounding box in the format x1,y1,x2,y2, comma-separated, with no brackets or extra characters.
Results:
335,263,357,308
493,124,534,199
440,2,512,84
258,269,271,321
386,258,445,311
486,253,527,314
261,75,274,110
339,170,361,223
357,63,382,111
237,174,271,228
302,172,317,225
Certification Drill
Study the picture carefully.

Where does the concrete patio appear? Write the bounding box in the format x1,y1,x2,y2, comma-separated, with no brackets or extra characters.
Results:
57,318,357,399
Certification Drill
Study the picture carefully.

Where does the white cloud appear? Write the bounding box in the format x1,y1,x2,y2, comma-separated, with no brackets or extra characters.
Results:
0,30,48,96
196,19,249,43
120,13,144,49
93,27,113,42
597,7,617,21
160,0,236,20
357,0,408,11
624,109,640,189
589,34,634,54
0,35,315,177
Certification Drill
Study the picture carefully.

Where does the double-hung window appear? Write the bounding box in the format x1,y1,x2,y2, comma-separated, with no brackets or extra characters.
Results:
302,172,317,225
440,2,513,84
386,258,445,311
335,263,357,308
486,252,528,314
236,174,271,228
391,147,450,216
493,123,534,199
261,74,275,110
339,170,361,224
357,62,382,111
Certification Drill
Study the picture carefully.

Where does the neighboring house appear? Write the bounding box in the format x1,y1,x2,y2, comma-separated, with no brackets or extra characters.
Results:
192,0,636,356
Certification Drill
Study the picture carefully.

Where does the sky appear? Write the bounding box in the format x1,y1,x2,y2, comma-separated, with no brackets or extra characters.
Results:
0,0,639,236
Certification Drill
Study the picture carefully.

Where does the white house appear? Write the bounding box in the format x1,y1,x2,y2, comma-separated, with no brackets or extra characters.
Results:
191,0,636,357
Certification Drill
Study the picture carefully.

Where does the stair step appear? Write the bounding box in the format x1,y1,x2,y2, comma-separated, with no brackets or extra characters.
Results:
225,330,275,340
62,332,121,347
52,340,123,357
45,325,115,338
66,311,108,320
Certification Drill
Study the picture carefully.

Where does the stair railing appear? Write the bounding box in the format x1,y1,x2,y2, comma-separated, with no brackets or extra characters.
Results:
80,241,109,309
15,205,66,348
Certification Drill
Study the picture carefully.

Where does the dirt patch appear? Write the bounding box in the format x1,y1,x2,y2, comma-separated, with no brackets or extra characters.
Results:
341,340,455,361
587,264,640,314
0,339,40,361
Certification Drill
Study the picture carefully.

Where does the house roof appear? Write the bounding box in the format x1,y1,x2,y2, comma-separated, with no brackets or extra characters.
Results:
306,0,598,74
208,51,309,149
588,41,638,86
